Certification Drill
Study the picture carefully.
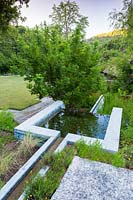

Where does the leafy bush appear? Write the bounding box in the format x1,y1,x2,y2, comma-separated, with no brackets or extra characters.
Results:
0,111,16,132
21,24,106,109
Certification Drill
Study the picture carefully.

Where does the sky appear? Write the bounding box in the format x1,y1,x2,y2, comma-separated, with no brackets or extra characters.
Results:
20,0,123,38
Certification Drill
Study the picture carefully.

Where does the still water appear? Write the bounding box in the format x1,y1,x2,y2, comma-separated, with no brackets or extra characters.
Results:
43,110,110,139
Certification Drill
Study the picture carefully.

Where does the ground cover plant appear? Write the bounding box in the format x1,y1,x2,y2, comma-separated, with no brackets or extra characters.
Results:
24,141,125,200
0,76,39,110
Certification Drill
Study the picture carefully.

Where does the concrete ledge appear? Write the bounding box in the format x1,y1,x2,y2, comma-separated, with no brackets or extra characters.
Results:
55,133,103,153
103,107,123,153
90,95,104,114
14,100,64,140
0,136,57,200
15,101,65,129
15,126,60,139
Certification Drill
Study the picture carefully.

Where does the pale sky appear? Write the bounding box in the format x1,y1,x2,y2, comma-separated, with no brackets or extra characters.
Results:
20,0,123,38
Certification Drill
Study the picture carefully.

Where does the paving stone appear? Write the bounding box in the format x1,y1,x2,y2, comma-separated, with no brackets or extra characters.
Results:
51,156,133,200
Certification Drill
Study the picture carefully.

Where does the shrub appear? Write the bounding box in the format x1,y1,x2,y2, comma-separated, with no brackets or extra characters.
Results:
0,111,16,132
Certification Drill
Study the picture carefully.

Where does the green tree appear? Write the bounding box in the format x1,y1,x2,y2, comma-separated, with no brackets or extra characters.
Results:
0,26,19,73
108,0,133,93
23,24,105,109
0,0,30,31
109,0,133,37
50,0,88,38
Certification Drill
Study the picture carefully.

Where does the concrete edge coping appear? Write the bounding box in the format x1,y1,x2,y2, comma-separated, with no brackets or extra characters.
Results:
90,95,104,113
15,101,65,129
55,133,103,153
14,126,60,139
102,107,123,153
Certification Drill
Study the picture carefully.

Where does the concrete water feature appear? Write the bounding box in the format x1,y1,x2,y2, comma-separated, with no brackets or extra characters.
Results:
0,96,123,200
55,107,123,153
42,110,110,139
55,95,123,153
16,95,123,200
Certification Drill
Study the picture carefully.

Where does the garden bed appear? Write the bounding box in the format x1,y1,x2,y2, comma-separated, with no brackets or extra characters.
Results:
0,131,39,189
23,142,126,200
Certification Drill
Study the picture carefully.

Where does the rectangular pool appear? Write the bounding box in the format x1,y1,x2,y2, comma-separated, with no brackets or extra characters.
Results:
42,110,110,139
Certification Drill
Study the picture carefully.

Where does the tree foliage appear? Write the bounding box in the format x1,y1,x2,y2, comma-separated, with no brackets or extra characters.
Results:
50,0,88,38
108,0,133,93
20,24,105,108
0,0,30,31
109,0,133,37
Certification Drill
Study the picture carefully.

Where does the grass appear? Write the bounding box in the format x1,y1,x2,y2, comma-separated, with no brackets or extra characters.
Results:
76,141,125,167
17,133,40,158
0,133,14,149
0,152,14,175
24,142,125,200
0,76,39,110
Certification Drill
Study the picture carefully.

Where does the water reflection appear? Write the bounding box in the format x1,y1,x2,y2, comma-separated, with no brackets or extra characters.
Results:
43,110,110,139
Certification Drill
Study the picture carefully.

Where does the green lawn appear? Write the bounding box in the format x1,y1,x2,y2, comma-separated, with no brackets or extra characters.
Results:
0,76,39,110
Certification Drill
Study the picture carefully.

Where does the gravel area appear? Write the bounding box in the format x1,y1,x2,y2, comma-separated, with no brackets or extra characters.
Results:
51,156,133,200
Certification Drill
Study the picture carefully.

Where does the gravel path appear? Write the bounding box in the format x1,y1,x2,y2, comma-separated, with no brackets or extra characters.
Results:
51,156,133,200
